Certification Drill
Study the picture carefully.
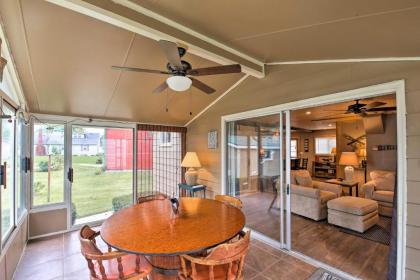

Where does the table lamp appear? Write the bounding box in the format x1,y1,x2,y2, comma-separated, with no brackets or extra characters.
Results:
181,152,201,186
339,152,359,182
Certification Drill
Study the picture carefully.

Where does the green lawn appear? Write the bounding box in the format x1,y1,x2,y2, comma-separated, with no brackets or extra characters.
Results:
33,155,152,219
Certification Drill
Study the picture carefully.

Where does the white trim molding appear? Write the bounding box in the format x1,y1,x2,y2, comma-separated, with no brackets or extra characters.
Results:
184,74,249,127
267,57,420,65
221,80,407,280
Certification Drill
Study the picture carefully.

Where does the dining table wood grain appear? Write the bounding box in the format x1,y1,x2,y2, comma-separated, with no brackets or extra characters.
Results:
100,197,245,279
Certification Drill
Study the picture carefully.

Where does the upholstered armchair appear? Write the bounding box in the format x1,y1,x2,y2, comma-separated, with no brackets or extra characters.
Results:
289,170,342,221
362,170,395,217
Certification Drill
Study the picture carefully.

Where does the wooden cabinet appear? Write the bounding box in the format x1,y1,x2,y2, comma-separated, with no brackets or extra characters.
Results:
313,161,336,179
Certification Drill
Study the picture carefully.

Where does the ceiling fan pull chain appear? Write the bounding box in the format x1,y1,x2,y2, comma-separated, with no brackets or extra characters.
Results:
166,91,169,113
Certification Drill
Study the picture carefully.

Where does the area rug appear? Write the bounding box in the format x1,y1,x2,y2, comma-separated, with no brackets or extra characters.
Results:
339,216,391,245
307,268,345,280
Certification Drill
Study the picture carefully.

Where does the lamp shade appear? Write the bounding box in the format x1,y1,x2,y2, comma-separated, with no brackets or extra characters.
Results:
181,152,201,168
339,152,358,166
166,76,192,91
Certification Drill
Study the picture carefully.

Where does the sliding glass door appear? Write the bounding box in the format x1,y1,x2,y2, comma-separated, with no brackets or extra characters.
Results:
225,111,291,247
70,125,134,226
1,103,15,242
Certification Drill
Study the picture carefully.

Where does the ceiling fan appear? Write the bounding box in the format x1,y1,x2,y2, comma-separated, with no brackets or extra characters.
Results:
112,40,241,94
312,99,396,122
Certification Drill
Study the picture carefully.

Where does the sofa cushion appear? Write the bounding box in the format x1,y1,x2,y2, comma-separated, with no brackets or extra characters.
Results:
372,190,394,203
327,197,378,216
370,170,395,191
295,173,313,188
319,191,337,203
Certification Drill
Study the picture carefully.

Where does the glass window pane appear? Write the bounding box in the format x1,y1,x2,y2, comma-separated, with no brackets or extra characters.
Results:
315,137,336,154
137,130,182,197
71,127,133,225
1,105,15,241
32,123,65,206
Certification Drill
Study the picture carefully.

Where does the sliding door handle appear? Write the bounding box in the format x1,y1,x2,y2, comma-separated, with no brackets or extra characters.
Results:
67,168,74,183
0,162,6,189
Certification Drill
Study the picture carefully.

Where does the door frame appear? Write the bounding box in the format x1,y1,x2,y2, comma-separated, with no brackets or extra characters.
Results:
221,80,407,280
66,121,137,229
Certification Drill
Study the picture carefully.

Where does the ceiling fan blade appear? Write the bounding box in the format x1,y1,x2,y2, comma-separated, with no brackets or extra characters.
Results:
188,64,241,76
366,106,397,112
158,40,183,68
312,115,356,122
152,81,168,94
112,66,170,75
190,77,216,94
365,101,387,110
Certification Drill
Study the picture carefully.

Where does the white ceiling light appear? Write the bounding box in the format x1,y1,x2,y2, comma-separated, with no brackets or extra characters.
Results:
305,111,311,115
166,76,192,92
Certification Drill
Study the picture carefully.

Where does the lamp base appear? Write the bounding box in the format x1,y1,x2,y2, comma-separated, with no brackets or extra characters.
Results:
185,168,198,186
344,166,355,182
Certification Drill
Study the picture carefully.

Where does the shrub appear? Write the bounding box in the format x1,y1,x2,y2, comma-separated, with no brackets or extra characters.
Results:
51,155,63,170
38,161,49,172
33,181,45,193
71,203,77,224
94,168,103,176
112,194,132,212
96,158,103,164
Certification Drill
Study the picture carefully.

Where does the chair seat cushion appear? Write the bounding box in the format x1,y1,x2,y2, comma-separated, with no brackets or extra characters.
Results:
94,254,152,280
373,190,394,203
319,191,337,203
180,262,240,280
327,197,378,216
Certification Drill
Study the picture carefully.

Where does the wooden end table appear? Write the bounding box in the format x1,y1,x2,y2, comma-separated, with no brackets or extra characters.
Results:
178,183,206,198
326,179,359,197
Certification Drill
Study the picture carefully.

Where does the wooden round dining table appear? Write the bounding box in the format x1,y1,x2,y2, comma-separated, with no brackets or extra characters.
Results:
101,197,245,279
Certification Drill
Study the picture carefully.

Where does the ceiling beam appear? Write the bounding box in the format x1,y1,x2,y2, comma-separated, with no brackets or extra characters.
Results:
45,0,265,78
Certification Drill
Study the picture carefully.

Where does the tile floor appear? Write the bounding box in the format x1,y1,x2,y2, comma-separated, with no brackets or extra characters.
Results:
14,229,318,280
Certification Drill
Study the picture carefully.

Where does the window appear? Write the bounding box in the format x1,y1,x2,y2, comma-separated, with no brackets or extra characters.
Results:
291,139,298,158
1,104,16,242
160,132,172,145
32,123,65,206
315,137,336,154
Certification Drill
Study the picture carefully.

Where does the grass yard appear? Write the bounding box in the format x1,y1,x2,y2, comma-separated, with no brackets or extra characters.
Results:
33,155,153,219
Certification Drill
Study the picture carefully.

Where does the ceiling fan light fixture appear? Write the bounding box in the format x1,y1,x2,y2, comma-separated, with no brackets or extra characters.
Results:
166,76,192,92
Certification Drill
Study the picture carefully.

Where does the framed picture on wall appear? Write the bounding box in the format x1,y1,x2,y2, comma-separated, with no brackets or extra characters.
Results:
304,139,309,152
208,130,218,149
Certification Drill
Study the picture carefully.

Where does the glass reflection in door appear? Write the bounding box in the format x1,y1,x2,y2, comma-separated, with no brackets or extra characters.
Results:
226,114,282,241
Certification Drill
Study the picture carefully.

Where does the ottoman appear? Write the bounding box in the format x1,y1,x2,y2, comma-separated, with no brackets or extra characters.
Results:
327,196,379,233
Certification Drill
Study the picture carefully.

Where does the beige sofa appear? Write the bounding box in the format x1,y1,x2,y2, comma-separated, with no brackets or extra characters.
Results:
289,170,342,221
362,170,395,217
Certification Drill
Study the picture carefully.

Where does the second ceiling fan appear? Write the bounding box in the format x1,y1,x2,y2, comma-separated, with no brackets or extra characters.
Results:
112,40,241,94
312,99,396,122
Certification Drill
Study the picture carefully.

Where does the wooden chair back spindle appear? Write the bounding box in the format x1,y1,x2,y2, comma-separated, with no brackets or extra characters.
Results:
79,225,152,280
179,231,251,280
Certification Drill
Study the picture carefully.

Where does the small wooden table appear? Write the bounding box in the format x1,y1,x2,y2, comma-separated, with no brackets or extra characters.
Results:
326,179,359,197
178,183,207,198
101,198,245,279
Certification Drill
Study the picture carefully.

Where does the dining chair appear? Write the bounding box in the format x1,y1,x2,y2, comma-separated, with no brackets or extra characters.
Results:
79,225,152,280
178,231,251,280
137,191,168,204
215,195,243,209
